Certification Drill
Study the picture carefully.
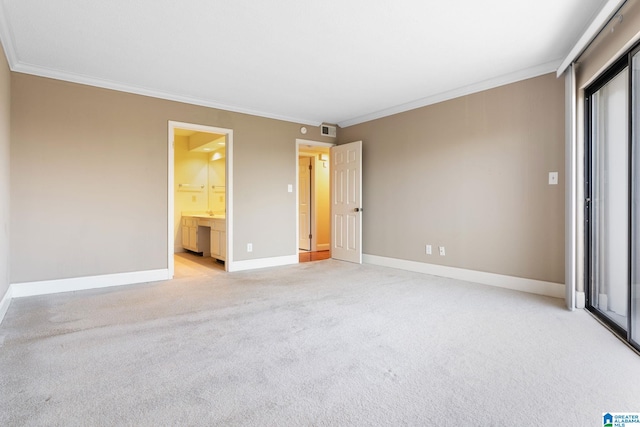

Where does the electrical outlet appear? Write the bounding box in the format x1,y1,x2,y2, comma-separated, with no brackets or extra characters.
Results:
426,245,432,255
192,195,197,202
439,246,446,256
549,172,558,185
247,243,253,252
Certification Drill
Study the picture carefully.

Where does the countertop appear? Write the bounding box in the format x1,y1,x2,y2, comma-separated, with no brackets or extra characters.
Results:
182,212,226,220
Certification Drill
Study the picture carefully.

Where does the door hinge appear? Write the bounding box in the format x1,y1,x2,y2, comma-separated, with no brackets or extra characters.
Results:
308,234,312,239
309,164,312,170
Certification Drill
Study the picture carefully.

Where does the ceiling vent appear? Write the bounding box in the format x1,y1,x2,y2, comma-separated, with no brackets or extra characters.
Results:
320,124,337,137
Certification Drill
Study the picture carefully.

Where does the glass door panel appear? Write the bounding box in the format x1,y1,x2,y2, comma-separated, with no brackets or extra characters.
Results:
589,67,629,330
632,52,640,346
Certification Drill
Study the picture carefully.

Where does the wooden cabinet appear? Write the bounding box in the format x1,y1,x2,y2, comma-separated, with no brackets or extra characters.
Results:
181,217,199,252
182,215,223,259
181,217,211,255
210,219,226,261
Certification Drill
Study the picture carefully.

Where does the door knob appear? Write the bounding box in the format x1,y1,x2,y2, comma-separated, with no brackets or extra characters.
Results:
354,207,363,212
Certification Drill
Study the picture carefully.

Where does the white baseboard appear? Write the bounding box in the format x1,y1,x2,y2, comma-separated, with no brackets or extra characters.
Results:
228,255,298,272
576,291,586,309
10,269,170,298
363,254,565,299
0,286,13,325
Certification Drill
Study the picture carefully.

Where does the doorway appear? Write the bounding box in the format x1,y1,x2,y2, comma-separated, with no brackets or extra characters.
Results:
168,121,233,277
296,139,333,262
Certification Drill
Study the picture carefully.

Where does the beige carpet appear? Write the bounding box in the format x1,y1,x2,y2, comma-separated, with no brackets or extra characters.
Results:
1,253,639,426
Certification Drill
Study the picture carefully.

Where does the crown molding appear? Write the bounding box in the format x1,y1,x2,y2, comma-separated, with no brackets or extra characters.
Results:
7,57,563,131
9,60,323,127
338,59,562,128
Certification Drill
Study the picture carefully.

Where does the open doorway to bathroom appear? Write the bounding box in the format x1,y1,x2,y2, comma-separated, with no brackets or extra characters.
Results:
296,139,334,263
168,121,233,277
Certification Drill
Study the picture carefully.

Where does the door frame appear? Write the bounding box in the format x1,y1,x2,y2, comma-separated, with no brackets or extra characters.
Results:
168,121,234,276
583,47,636,348
295,139,334,256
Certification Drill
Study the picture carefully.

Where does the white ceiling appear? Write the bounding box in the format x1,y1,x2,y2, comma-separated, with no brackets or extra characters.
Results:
0,0,613,127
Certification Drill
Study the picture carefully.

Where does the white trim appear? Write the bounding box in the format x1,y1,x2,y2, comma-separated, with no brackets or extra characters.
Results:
168,124,175,278
557,0,627,77
168,121,233,274
296,139,335,148
227,131,234,270
0,286,13,325
364,254,565,299
227,255,298,272
338,60,560,128
565,64,577,311
10,269,169,299
11,62,321,127
317,243,330,251
295,146,301,253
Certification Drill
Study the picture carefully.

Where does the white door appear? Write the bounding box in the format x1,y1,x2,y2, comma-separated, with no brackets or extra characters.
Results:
330,141,362,263
299,157,312,250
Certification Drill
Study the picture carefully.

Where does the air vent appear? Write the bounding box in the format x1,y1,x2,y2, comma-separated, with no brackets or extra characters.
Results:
320,124,337,137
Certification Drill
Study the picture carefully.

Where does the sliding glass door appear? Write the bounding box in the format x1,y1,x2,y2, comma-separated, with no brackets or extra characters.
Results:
587,67,629,332
586,46,640,351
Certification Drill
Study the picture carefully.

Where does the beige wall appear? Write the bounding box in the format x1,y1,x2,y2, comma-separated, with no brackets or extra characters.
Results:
6,56,566,285
0,42,10,300
10,73,335,283
339,73,565,283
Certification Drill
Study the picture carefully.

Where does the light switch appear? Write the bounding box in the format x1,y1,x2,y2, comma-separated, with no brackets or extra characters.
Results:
288,184,293,193
549,172,558,185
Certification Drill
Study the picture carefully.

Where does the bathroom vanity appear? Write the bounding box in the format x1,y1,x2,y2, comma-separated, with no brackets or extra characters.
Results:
181,214,226,261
